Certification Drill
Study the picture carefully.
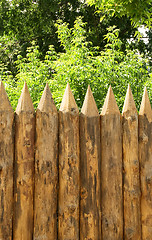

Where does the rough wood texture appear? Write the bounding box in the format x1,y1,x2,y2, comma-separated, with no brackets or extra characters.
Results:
80,86,101,240
34,83,58,240
139,87,152,239
13,82,35,240
122,85,141,239
101,86,123,240
58,83,80,240
0,82,14,240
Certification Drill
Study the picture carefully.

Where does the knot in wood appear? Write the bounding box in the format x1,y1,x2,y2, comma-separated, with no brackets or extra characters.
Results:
127,115,137,124
142,133,148,144
68,205,76,214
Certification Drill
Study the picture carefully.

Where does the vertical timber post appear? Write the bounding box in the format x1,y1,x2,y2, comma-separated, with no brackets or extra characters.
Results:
13,82,35,240
101,86,123,239
139,87,152,239
0,82,14,240
34,83,58,239
122,85,141,239
80,86,101,240
58,83,80,240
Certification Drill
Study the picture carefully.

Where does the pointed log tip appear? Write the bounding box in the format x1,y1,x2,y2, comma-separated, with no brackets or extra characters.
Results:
101,86,120,115
59,83,79,114
0,80,3,87
139,87,152,121
122,85,137,115
37,84,57,113
0,80,6,93
16,83,34,114
87,85,91,91
81,85,99,117
0,81,13,111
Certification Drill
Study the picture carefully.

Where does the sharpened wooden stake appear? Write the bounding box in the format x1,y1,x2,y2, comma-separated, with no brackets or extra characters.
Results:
122,85,141,239
13,82,35,240
58,83,80,240
101,86,123,240
139,87,152,239
0,82,14,240
80,86,101,240
34,83,58,240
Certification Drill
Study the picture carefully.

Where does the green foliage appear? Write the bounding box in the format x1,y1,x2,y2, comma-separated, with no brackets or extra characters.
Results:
86,0,152,28
6,43,51,109
48,19,150,111
0,34,21,76
2,18,151,112
1,0,151,80
0,0,137,54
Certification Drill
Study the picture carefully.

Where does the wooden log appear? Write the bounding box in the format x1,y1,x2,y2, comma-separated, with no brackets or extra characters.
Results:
0,81,14,240
58,83,80,240
122,85,141,239
139,87,152,239
13,82,35,240
80,86,101,240
101,86,123,239
34,83,58,240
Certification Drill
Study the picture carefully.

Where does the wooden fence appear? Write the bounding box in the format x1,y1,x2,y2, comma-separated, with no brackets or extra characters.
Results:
0,81,152,240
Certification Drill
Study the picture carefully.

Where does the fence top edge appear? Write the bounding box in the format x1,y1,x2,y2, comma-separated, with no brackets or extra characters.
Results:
122,84,137,115
59,83,79,114
101,85,120,116
0,81,14,112
139,86,152,121
16,82,35,114
37,83,57,113
81,85,99,117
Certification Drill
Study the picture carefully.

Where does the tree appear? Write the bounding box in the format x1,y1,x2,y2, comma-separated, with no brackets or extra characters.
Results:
2,18,151,111
0,0,151,80
86,0,152,28
0,0,139,77
0,0,136,52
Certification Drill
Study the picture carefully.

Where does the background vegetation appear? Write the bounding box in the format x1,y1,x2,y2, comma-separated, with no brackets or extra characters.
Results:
0,0,152,111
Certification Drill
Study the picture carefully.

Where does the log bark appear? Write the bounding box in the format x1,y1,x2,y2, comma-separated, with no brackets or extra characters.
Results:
80,86,101,240
101,86,123,240
34,83,58,240
0,82,14,240
139,87,152,239
58,83,80,240
13,83,35,240
122,85,141,240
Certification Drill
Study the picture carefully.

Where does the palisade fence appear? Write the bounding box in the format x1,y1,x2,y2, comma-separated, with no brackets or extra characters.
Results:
0,80,152,240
